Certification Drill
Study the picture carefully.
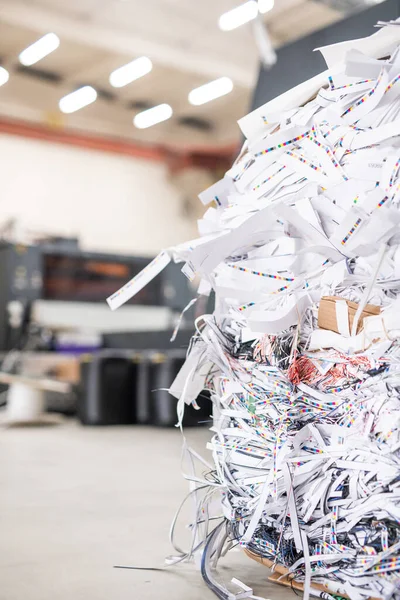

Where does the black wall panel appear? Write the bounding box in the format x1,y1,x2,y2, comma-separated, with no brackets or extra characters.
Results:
251,0,400,111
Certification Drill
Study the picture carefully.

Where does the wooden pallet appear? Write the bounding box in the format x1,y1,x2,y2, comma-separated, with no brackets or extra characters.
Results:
244,549,378,600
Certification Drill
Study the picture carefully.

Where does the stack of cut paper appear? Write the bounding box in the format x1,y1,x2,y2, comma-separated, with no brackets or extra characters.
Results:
108,22,400,600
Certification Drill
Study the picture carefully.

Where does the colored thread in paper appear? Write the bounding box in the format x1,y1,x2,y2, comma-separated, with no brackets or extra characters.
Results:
307,133,348,180
238,301,255,312
255,130,310,157
233,158,254,182
341,71,384,117
252,166,286,191
385,73,400,94
322,124,340,139
341,218,362,245
285,150,322,173
389,158,400,188
333,79,373,91
227,263,294,282
272,284,291,294
377,196,389,208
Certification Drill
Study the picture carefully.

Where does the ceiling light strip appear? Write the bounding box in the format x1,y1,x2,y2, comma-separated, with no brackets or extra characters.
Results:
133,104,173,129
19,33,60,67
109,56,153,88
189,77,233,106
59,86,97,114
0,67,9,87
219,1,259,31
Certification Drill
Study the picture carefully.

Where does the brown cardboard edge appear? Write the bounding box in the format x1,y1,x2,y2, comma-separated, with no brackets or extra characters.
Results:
244,549,378,600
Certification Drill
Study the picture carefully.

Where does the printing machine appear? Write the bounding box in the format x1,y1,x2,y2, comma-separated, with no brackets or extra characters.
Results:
0,241,212,426
0,241,194,351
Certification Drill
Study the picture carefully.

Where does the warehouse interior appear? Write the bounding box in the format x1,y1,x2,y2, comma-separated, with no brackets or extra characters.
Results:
0,1,399,599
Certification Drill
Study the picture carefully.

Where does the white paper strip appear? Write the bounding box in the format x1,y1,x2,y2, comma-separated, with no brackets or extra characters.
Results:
107,250,171,310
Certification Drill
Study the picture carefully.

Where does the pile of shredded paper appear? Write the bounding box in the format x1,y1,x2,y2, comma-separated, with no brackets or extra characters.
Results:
108,22,400,600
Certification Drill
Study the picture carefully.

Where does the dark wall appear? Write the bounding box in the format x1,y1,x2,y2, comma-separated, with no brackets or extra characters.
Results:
251,0,400,111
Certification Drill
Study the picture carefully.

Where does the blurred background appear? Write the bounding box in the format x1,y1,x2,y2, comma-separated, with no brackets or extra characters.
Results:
0,1,398,599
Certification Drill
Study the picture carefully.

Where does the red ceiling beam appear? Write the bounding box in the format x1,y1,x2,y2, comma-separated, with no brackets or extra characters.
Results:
0,116,236,171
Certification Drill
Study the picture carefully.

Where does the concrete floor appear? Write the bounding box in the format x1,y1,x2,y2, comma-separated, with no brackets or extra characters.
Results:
0,420,290,600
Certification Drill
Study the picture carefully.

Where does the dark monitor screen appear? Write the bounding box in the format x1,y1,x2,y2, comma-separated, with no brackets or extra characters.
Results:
43,253,161,305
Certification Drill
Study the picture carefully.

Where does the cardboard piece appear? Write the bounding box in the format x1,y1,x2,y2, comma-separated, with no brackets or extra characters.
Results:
318,296,381,335
244,549,379,600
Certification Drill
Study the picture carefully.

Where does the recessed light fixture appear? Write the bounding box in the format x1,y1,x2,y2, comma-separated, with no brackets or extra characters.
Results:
19,33,60,67
59,86,97,114
218,1,258,31
258,0,274,13
109,56,153,88
0,67,9,87
133,104,173,129
189,77,233,106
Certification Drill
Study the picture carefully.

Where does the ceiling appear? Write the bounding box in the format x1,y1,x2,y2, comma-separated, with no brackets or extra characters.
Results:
0,0,346,152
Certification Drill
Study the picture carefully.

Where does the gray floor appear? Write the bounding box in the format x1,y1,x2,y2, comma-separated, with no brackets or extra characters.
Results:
0,420,290,600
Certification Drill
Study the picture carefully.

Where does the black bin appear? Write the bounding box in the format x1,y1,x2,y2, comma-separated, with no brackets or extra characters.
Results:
78,351,138,425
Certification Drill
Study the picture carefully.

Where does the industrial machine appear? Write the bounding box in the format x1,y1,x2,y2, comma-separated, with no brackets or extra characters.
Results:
0,241,206,426
0,241,193,351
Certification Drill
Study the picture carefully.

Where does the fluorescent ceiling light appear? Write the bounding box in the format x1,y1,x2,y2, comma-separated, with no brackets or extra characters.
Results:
0,67,9,87
219,1,258,31
59,86,97,114
258,0,274,13
189,77,233,106
19,33,60,66
109,56,152,88
133,104,173,129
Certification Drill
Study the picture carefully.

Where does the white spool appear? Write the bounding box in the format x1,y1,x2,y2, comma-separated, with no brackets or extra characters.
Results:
6,383,45,423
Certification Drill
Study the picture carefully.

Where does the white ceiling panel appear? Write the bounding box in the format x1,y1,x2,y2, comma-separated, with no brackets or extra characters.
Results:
0,0,344,149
